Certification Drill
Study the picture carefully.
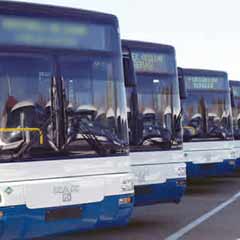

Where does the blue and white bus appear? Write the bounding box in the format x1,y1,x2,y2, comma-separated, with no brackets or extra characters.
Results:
122,40,186,206
230,80,240,168
179,68,235,178
0,1,134,239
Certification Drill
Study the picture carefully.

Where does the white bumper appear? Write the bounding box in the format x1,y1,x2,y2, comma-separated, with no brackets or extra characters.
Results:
130,150,186,186
183,141,235,164
233,140,240,159
0,156,134,209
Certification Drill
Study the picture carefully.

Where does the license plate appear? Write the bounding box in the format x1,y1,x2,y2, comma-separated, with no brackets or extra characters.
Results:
45,206,83,222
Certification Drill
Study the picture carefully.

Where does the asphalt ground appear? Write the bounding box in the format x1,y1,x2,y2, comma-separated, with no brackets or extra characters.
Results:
38,171,240,240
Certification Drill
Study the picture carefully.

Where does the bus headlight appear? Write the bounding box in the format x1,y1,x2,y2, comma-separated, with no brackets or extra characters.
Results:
0,192,5,206
176,166,186,177
121,179,134,192
0,211,3,219
119,196,132,205
228,159,236,166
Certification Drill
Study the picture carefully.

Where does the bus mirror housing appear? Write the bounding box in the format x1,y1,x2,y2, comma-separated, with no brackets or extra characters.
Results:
230,88,236,108
123,54,136,87
177,67,187,99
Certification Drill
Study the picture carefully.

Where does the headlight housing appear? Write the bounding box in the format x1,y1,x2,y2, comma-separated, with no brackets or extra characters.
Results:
121,179,134,192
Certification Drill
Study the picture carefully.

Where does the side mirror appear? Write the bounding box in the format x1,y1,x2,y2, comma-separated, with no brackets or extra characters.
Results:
123,54,136,87
177,67,187,99
230,87,236,108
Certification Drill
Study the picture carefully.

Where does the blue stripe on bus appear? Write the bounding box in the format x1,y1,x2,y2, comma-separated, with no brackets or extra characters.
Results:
235,158,240,169
186,160,236,179
134,178,186,207
0,194,134,239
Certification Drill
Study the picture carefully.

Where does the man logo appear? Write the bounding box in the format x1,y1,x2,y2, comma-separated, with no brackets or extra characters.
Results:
53,185,80,202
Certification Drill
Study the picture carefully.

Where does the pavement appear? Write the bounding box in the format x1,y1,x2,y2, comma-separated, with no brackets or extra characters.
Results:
38,171,240,240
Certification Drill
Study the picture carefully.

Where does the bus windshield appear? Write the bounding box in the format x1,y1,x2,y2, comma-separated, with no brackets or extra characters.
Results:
231,83,240,139
60,54,128,155
0,13,128,161
127,48,182,149
182,74,233,141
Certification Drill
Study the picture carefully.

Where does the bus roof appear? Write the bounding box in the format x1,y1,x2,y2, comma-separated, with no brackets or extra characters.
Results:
0,1,118,27
122,39,175,54
180,68,228,78
230,80,240,87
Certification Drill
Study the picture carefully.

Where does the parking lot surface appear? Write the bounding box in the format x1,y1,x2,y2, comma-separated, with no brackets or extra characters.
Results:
38,172,240,240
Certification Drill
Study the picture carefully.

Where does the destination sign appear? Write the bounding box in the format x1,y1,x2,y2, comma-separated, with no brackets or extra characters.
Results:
0,15,114,51
185,76,227,91
132,51,175,74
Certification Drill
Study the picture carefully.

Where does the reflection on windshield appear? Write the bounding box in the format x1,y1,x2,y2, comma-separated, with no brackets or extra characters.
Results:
0,55,55,158
60,55,128,154
0,54,129,161
182,91,233,141
127,73,182,148
232,95,240,139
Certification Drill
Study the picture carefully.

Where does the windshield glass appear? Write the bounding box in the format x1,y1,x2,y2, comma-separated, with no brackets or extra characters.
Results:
127,49,182,149
60,54,128,155
231,85,240,139
182,75,233,141
0,12,128,161
0,54,56,160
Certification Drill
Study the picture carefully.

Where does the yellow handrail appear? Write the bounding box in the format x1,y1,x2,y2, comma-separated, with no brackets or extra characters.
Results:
0,128,44,144
183,126,197,135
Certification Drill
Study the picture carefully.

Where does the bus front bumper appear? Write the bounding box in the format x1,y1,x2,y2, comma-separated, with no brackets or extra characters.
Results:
134,178,186,206
0,194,134,240
235,158,240,169
187,159,236,179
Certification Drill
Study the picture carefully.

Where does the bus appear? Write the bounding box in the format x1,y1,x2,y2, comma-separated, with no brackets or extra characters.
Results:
122,40,186,206
0,1,134,239
230,80,240,168
179,68,236,178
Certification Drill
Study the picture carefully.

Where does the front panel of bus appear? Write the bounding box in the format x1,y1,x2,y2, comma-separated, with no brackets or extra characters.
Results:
182,70,235,178
122,41,186,206
0,3,134,239
127,47,182,152
0,14,129,160
183,73,232,141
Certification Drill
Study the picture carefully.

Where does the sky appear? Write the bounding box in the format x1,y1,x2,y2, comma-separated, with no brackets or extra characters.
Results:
9,0,240,80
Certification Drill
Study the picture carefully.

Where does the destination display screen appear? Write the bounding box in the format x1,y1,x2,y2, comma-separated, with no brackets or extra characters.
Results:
185,76,227,91
0,15,115,51
132,51,175,74
232,86,240,97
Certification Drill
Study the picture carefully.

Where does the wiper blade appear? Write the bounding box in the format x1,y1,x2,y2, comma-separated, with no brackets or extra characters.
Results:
207,125,228,140
141,127,172,146
65,119,126,155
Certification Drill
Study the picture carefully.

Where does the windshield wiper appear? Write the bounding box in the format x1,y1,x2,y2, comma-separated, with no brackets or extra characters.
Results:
183,114,205,141
64,117,126,156
141,126,172,148
207,113,232,140
64,120,127,155
207,122,229,140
